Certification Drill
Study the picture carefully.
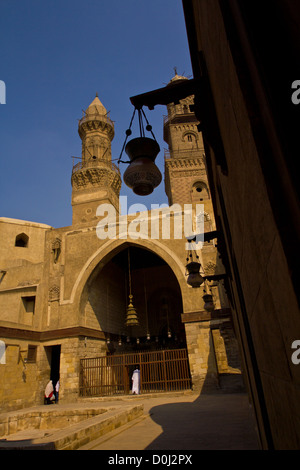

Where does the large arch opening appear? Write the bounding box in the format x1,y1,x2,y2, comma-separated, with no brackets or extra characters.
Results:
82,244,186,354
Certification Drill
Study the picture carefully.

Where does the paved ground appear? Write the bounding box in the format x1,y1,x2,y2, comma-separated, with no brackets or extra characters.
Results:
78,392,260,450
0,391,260,451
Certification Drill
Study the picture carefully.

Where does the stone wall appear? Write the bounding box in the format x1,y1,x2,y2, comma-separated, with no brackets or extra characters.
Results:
186,0,300,449
0,340,40,412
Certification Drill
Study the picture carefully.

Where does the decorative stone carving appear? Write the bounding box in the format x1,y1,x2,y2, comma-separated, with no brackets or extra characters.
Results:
204,261,216,275
165,157,204,169
49,285,60,302
71,167,121,194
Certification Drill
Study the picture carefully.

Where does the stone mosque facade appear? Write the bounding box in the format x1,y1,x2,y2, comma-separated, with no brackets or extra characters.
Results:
0,75,243,411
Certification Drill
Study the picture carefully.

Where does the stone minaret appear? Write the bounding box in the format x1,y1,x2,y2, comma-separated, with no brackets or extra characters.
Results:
164,74,228,314
163,73,215,232
71,94,121,225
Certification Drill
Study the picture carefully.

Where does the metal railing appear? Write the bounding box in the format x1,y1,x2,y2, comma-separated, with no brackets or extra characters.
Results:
78,112,114,128
163,108,197,125
79,348,191,397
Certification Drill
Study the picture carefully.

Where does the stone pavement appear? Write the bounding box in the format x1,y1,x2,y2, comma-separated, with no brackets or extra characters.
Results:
0,391,261,450
78,391,260,450
0,400,144,450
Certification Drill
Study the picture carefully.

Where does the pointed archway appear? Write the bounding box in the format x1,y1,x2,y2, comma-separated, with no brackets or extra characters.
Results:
81,243,186,353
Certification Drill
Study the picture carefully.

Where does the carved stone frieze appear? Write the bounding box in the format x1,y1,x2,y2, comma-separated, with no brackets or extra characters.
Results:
79,119,114,141
169,169,205,179
165,157,204,169
71,167,121,193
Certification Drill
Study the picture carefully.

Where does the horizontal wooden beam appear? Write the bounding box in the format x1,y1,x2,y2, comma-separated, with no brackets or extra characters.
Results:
181,308,231,323
0,326,106,342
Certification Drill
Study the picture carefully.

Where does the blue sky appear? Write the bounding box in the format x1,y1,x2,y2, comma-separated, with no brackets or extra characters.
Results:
0,0,192,228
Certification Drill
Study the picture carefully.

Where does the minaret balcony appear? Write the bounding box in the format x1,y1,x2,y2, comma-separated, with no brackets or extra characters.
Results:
72,158,120,176
78,112,115,140
163,111,198,125
78,112,114,128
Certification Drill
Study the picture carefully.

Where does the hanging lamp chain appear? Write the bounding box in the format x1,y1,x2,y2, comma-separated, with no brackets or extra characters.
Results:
140,108,157,141
128,248,132,296
118,107,157,164
143,269,150,338
118,107,136,164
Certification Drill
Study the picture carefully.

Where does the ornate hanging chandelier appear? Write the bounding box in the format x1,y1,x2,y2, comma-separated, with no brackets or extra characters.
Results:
125,248,139,327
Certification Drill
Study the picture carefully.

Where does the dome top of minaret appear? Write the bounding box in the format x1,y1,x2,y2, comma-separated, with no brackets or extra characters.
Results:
167,69,189,87
85,93,107,116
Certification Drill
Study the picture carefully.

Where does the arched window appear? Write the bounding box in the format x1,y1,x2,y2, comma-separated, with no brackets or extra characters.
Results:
15,233,29,247
183,132,196,144
191,181,210,201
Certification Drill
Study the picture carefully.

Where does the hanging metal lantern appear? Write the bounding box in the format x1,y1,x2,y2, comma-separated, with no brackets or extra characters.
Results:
185,239,204,288
202,279,215,311
119,108,162,196
186,261,204,288
123,137,161,195
203,293,214,312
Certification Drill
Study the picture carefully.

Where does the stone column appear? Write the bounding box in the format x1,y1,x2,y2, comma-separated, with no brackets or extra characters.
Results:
182,308,235,392
183,317,218,391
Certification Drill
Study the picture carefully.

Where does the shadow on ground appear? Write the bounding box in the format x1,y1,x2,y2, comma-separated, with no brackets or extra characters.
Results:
144,379,260,451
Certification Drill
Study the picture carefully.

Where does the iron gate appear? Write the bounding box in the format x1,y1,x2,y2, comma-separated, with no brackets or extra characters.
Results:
79,349,191,397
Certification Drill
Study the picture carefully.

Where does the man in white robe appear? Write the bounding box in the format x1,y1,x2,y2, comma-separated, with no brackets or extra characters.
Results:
132,367,140,394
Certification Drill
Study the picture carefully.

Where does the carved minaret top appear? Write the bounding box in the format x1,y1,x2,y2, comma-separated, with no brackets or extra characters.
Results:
78,94,114,164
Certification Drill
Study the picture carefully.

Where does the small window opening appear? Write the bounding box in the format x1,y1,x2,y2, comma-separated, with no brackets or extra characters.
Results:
15,233,29,247
22,296,36,314
27,345,37,363
21,295,36,326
